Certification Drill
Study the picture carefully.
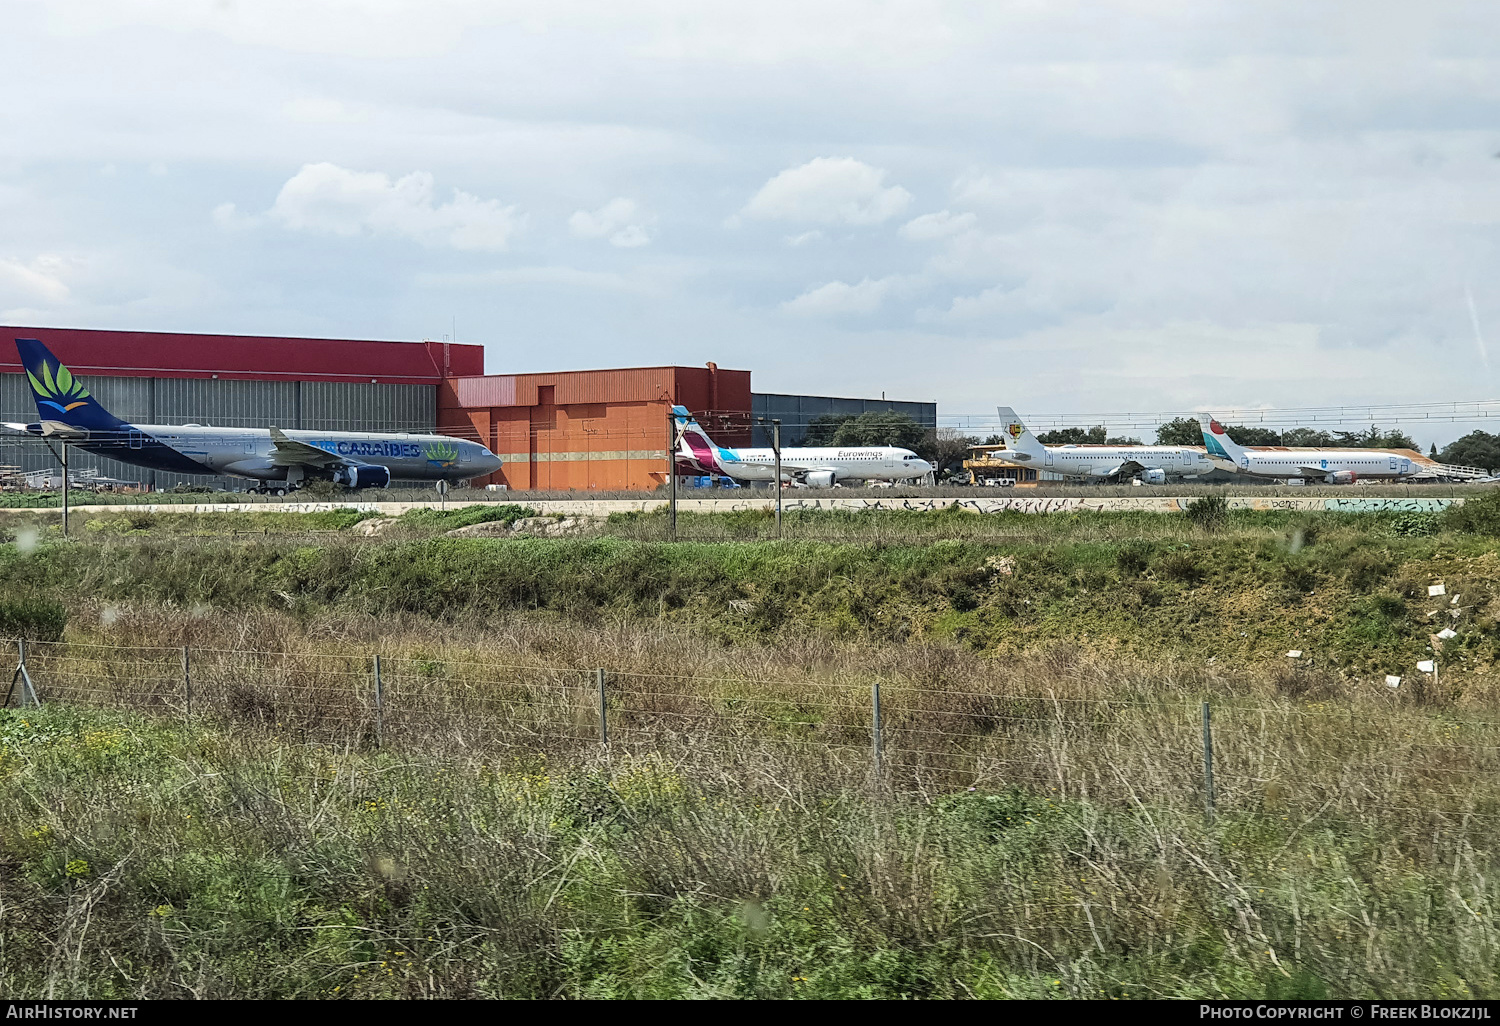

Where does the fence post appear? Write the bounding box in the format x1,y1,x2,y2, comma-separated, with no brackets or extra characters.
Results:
7,639,39,708
1201,700,1215,823
19,639,38,708
871,680,884,782
182,645,192,718
596,668,608,745
373,654,384,749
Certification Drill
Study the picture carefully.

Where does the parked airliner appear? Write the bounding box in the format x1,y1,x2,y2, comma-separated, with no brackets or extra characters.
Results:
3,338,502,493
1200,417,1417,483
994,406,1213,482
672,406,933,486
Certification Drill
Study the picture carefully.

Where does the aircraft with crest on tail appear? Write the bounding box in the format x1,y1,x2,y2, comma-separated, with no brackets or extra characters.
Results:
994,406,1212,483
3,337,502,494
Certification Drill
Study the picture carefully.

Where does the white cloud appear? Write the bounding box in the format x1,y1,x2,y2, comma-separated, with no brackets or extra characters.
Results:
742,157,911,226
568,197,654,247
211,202,257,231
899,210,976,241
785,230,824,247
0,256,70,305
268,163,520,251
783,276,899,316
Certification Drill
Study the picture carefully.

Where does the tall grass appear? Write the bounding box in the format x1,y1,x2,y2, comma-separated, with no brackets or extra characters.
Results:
5,511,1500,998
5,643,1500,998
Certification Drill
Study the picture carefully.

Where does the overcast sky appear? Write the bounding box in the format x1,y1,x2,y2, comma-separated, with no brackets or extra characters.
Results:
3,1,1499,440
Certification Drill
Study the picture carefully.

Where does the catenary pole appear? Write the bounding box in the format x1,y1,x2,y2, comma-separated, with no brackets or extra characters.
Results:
61,442,68,537
668,406,678,542
773,419,782,540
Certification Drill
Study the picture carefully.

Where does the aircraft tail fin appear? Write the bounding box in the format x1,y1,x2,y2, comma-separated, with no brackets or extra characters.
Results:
670,404,726,474
995,406,1047,459
1200,415,1248,464
15,338,124,434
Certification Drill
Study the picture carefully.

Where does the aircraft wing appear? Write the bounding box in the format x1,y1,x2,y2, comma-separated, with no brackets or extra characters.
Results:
1,423,31,435
1098,460,1146,479
269,427,351,469
1297,466,1331,476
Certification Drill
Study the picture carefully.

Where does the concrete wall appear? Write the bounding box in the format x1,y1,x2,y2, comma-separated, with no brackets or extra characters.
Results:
21,495,1462,516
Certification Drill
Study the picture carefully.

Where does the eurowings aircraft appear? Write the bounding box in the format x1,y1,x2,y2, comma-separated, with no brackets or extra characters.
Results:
994,406,1212,482
3,338,502,493
1199,416,1417,483
672,405,934,486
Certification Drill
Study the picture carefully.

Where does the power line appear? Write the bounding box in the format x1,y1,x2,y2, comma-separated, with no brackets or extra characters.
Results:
941,398,1500,433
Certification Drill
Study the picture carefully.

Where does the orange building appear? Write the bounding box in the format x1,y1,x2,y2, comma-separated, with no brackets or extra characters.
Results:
439,362,751,490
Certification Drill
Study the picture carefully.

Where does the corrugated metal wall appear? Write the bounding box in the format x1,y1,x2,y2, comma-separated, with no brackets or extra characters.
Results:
751,393,937,446
301,381,434,433
1,371,437,491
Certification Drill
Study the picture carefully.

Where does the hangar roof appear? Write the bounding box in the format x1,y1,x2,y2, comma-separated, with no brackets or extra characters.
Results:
0,326,484,385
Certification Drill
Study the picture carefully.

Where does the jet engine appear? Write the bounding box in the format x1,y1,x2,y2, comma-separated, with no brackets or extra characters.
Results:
333,465,392,489
1325,471,1357,485
1137,469,1166,485
803,470,837,488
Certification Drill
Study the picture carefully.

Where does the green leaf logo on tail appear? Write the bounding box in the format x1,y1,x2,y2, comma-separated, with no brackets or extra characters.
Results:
28,359,92,413
424,441,460,467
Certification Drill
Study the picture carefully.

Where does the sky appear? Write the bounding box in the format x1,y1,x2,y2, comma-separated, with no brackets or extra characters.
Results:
3,0,1500,443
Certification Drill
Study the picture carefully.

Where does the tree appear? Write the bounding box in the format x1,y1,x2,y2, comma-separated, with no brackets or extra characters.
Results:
799,411,926,448
800,413,852,446
1439,431,1500,472
1332,425,1418,450
1156,417,1202,446
1037,425,1105,444
918,427,980,476
1229,425,1287,446
1156,418,1281,446
830,411,926,449
1280,427,1333,447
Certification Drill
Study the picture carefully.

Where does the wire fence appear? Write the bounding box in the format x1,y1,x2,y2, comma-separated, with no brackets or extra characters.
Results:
8,637,1500,826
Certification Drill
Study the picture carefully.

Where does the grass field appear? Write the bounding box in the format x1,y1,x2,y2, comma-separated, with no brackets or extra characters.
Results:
3,497,1500,998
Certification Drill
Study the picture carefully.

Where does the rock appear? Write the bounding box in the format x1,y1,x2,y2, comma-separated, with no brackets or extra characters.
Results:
514,516,600,537
444,516,602,539
355,518,399,536
510,517,554,534
446,520,522,538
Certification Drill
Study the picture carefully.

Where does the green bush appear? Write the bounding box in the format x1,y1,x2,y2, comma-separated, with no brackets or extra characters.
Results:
1389,512,1441,537
0,597,67,641
399,503,540,531
1158,552,1204,584
1444,491,1500,537
1185,494,1229,530
1116,544,1151,577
